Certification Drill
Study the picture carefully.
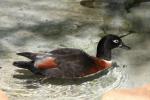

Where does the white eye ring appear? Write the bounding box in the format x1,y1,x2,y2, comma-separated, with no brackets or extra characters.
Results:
113,40,119,43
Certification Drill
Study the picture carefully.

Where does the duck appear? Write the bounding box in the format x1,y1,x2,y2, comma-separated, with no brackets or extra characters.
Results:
13,34,131,79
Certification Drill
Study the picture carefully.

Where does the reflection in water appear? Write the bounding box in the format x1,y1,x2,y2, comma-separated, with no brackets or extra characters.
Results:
11,65,126,100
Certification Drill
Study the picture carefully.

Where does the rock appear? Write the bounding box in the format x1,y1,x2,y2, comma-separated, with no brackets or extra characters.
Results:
102,84,150,100
0,90,8,100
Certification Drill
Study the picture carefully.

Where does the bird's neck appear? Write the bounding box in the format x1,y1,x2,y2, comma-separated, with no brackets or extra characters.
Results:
96,43,112,61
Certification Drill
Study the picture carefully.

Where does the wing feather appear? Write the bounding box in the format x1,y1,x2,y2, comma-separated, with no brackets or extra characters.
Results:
35,57,58,69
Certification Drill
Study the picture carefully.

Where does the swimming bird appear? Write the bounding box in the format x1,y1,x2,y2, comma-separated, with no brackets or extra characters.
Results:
13,34,130,79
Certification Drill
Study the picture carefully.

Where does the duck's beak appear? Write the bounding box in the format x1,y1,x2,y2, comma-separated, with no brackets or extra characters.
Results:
119,42,131,50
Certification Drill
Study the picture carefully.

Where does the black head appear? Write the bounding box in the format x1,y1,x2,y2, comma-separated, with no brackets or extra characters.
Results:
99,34,131,50
96,34,131,60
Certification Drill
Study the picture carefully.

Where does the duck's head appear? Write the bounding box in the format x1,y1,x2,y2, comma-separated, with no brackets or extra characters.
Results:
96,34,131,60
100,34,131,50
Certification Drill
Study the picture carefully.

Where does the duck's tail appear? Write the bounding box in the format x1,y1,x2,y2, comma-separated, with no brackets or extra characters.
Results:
13,61,40,74
17,52,37,60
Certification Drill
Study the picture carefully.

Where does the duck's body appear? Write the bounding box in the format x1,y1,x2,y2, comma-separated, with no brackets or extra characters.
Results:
13,34,130,79
13,48,111,78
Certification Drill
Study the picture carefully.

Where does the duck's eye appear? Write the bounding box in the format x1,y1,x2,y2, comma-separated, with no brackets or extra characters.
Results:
113,40,119,43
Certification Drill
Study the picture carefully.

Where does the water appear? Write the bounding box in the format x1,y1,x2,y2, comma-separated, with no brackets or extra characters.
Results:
1,57,127,100
0,0,150,100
